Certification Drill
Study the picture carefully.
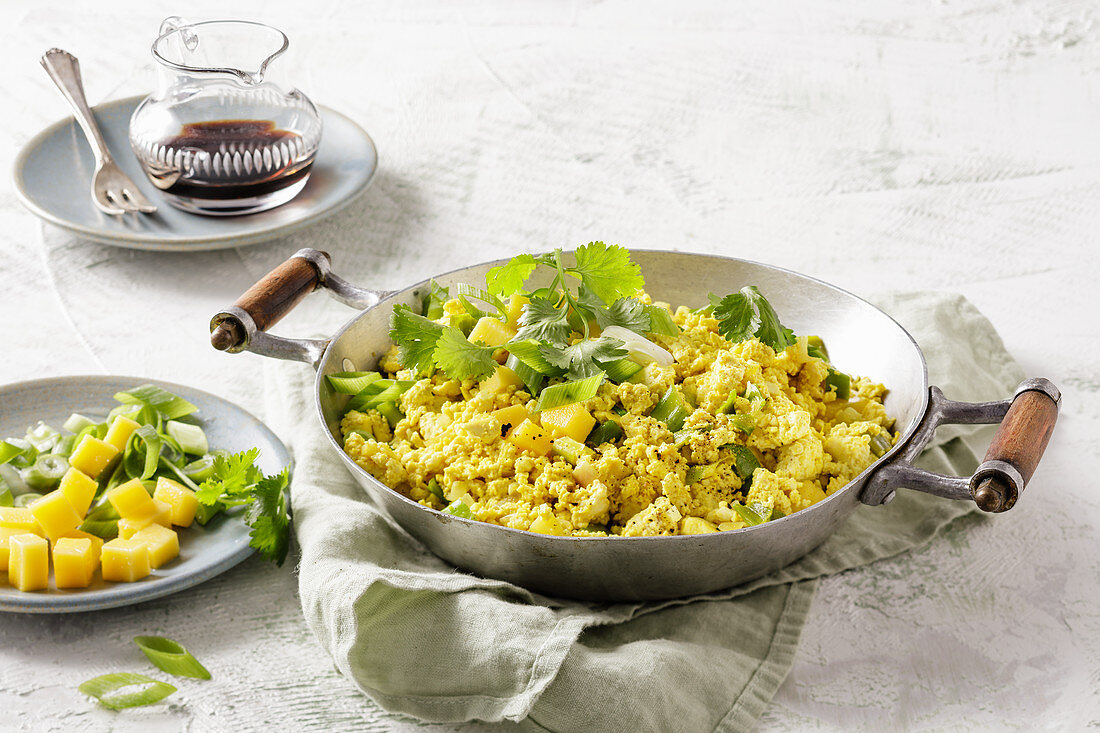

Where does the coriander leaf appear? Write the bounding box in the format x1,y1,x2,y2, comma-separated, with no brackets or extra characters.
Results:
513,296,572,344
486,254,538,297
539,336,628,380
433,327,498,381
390,304,445,375
570,242,643,304
713,286,797,352
246,468,290,565
422,280,448,319
195,448,260,505
595,297,650,334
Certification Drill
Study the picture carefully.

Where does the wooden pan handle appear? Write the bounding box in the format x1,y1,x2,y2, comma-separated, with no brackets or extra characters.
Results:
970,385,1059,512
211,250,330,351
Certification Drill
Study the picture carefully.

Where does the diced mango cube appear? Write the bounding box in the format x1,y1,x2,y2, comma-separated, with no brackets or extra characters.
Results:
538,404,596,443
490,404,529,435
0,507,43,535
506,419,552,456
53,537,96,588
100,538,151,582
681,517,719,535
131,524,180,569
58,468,98,517
468,317,516,347
53,529,103,577
117,500,171,539
69,435,119,478
8,534,48,591
505,295,529,329
528,513,569,536
0,526,25,571
29,489,83,541
107,479,156,518
481,365,525,395
103,415,142,452
153,477,199,527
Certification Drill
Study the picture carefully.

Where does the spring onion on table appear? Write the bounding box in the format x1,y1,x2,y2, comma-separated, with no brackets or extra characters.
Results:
0,384,292,595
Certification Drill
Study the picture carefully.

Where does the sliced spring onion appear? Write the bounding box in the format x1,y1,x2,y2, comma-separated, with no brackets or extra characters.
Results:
600,325,674,367
450,312,478,336
505,354,545,396
165,421,208,456
124,425,163,481
533,373,605,413
133,636,212,680
0,463,29,496
375,402,404,428
325,371,383,395
23,454,69,491
744,382,766,405
454,282,508,319
114,384,198,421
426,478,445,501
731,503,765,526
63,413,97,434
601,357,642,383
685,464,716,485
503,339,562,376
729,414,755,435
78,672,177,710
672,426,712,449
869,433,893,458
182,457,215,482
716,392,737,414
725,445,762,488
55,434,76,457
1,439,36,469
824,369,851,400
0,487,11,507
194,501,224,526
551,436,591,465
457,295,485,320
14,493,43,507
26,422,61,452
443,500,473,519
806,335,829,361
346,380,415,414
650,387,692,432
645,305,680,337
423,279,449,319
79,501,120,539
586,420,623,447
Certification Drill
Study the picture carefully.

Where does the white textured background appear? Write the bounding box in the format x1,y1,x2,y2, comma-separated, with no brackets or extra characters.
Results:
2,0,1098,730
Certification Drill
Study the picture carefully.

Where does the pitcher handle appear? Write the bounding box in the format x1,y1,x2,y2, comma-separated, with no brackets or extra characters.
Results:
210,249,391,366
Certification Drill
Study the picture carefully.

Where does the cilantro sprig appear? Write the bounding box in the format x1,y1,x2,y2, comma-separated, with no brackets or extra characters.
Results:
194,449,291,566
712,286,797,353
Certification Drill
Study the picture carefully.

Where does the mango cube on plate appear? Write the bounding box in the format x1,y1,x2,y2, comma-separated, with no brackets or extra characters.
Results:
131,524,179,568
58,467,98,517
8,533,49,591
153,477,199,527
53,537,97,588
68,435,119,478
0,507,43,535
103,415,141,452
468,316,516,348
101,538,151,582
107,478,156,518
0,526,28,572
117,500,172,539
52,529,103,572
506,419,552,456
29,489,84,541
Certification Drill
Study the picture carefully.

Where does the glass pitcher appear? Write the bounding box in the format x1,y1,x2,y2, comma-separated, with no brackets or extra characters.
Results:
129,18,323,216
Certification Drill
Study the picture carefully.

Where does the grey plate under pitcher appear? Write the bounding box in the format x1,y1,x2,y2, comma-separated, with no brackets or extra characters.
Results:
14,96,377,251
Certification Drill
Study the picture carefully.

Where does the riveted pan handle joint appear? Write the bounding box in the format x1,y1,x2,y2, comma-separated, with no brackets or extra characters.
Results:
861,378,1059,512
210,248,393,367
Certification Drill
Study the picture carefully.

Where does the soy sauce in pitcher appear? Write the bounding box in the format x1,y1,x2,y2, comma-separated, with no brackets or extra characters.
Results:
148,119,315,204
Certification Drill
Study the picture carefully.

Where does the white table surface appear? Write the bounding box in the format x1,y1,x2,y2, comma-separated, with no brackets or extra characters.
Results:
3,1,1098,730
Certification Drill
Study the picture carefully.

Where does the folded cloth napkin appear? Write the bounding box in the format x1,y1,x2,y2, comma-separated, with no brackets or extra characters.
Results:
262,292,1024,731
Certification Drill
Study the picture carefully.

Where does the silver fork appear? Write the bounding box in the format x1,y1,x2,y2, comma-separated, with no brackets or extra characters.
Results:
40,48,157,215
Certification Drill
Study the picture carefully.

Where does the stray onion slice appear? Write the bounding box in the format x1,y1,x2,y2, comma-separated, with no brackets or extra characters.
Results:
134,636,212,680
78,672,177,710
600,326,674,367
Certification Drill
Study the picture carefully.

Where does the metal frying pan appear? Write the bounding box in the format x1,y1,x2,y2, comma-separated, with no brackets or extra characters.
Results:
210,249,1059,601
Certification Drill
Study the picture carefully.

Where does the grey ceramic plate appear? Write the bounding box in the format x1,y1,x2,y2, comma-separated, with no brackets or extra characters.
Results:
0,376,291,613
13,95,377,251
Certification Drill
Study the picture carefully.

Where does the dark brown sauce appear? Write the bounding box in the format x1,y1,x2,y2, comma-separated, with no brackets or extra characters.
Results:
155,120,313,200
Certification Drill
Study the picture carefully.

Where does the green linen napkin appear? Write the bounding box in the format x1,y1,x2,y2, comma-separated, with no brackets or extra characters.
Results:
263,292,1024,731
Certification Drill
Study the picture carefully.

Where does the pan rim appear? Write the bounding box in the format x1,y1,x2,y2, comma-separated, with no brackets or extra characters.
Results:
312,249,930,543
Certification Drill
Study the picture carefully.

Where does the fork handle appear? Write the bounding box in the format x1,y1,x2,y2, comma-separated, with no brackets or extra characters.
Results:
41,49,113,165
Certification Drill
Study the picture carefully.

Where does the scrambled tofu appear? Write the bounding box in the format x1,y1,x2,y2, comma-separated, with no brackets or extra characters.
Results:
342,303,895,537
